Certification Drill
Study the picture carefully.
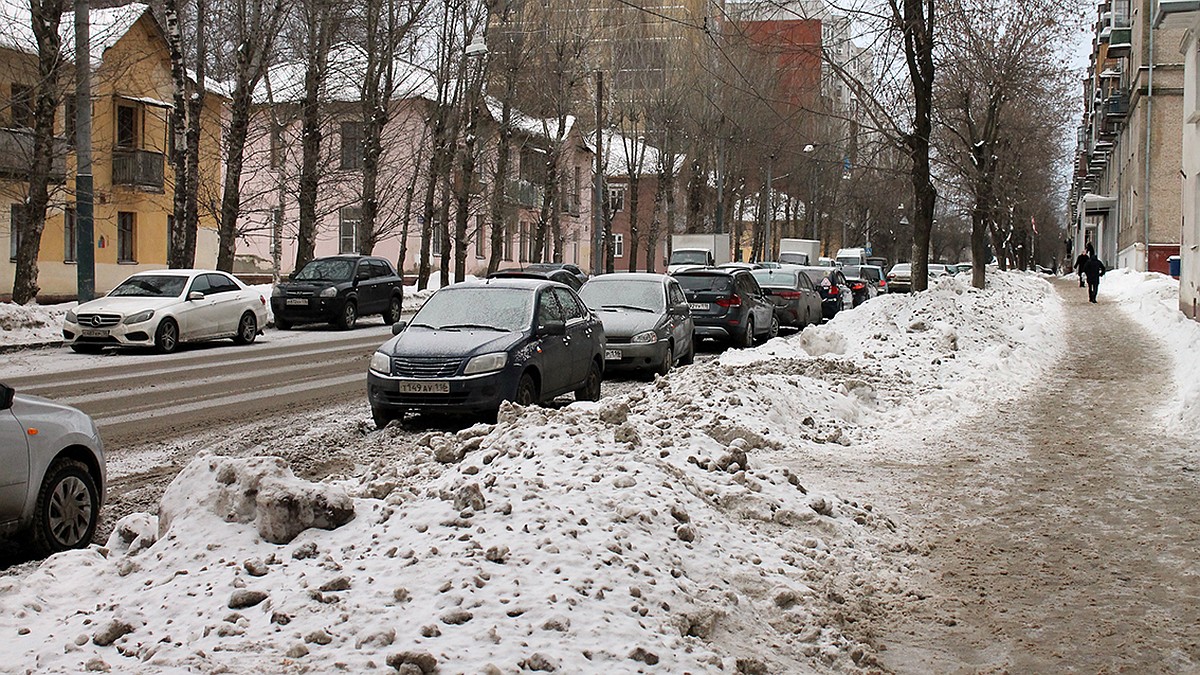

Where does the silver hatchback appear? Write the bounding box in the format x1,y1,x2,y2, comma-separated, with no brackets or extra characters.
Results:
0,383,105,553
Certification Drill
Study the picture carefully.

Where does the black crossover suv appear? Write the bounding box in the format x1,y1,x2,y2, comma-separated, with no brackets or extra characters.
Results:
272,255,404,330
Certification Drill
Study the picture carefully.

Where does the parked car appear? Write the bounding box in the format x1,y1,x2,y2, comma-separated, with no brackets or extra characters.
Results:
521,262,589,286
716,262,764,272
886,263,914,293
64,269,268,354
490,267,583,291
674,268,777,347
272,255,404,330
795,266,852,319
928,263,954,277
367,278,605,427
842,264,886,306
751,267,823,329
578,273,695,377
0,383,105,553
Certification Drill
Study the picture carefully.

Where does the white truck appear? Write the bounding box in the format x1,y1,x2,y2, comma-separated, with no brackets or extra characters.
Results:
835,247,868,266
667,234,731,273
778,239,821,266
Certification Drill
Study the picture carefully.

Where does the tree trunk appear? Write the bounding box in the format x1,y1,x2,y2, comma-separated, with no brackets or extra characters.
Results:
626,175,640,272
164,0,189,268
295,10,327,272
216,84,255,272
183,0,207,268
899,0,936,291
488,97,513,275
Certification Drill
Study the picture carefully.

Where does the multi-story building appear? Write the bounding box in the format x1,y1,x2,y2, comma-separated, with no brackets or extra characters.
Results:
1155,0,1200,320
1070,0,1183,274
0,2,224,300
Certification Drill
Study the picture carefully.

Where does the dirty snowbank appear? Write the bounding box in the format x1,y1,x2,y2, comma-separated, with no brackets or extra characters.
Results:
1101,269,1200,431
0,272,1065,674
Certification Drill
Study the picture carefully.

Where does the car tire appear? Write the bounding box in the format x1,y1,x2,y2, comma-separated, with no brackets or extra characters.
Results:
372,406,397,430
383,295,402,324
656,343,674,377
515,372,539,406
155,318,180,354
575,360,603,401
70,344,103,354
740,316,755,348
335,301,358,330
275,316,291,330
30,458,100,554
233,312,258,345
679,340,695,365
765,314,780,341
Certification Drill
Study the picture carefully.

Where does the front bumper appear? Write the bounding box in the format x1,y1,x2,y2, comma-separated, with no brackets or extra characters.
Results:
272,297,346,324
63,319,157,348
604,340,669,372
367,369,515,414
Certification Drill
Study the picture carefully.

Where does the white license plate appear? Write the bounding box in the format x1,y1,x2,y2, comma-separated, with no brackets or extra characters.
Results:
285,298,308,306
396,381,450,394
81,329,109,338
688,302,709,311
605,349,622,361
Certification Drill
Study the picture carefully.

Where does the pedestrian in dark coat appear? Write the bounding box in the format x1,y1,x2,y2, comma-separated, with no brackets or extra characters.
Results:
1084,252,1105,303
1074,248,1091,287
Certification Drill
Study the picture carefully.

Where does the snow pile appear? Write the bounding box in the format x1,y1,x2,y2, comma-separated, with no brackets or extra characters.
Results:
0,271,1066,674
0,301,74,347
1100,269,1200,431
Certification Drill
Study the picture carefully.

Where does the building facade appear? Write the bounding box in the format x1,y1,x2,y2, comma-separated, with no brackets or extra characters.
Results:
1070,0,1184,274
1,2,223,300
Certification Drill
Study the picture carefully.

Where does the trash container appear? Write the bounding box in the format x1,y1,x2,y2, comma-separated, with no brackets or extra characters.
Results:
1168,255,1181,279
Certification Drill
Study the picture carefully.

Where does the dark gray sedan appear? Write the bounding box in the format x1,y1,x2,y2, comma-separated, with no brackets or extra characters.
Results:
367,278,605,426
751,267,823,329
579,273,695,377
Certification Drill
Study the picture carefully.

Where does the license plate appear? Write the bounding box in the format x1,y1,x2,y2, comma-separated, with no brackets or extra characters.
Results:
81,329,109,338
605,349,622,361
285,298,308,306
688,302,709,311
396,381,450,394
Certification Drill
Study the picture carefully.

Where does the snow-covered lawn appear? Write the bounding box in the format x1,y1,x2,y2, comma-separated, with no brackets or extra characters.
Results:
0,271,1129,673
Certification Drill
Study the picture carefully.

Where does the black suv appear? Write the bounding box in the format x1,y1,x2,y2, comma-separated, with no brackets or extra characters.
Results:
272,255,403,330
674,268,777,348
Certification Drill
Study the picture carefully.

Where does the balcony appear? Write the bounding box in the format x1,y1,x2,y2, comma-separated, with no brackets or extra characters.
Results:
1154,0,1200,28
0,128,66,182
1103,93,1129,120
505,179,544,208
1107,26,1132,57
112,148,164,191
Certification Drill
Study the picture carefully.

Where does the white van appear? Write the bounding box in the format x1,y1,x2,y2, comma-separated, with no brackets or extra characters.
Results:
835,247,867,267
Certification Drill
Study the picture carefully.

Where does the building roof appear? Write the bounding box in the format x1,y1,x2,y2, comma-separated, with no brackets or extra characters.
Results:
0,0,148,64
255,43,439,105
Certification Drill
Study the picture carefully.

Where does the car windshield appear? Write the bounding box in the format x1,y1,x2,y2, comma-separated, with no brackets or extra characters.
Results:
579,280,664,312
411,287,533,332
891,264,911,274
108,275,187,298
778,252,807,264
676,274,732,293
670,250,710,265
842,265,863,278
752,270,796,287
295,258,354,282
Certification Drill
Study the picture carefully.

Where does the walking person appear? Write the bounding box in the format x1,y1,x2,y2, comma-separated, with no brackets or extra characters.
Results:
1074,247,1091,288
1084,247,1105,303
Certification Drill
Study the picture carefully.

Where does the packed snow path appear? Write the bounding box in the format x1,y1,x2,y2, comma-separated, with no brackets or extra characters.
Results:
876,278,1200,671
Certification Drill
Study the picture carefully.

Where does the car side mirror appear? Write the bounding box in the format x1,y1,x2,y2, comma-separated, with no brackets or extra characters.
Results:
536,319,566,337
0,384,13,410
391,320,408,336
287,271,297,281
188,291,204,301
672,303,690,315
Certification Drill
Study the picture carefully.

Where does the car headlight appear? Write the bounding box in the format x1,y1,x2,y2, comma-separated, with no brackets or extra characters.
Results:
463,352,507,375
66,309,77,323
369,351,391,375
319,286,338,298
123,309,155,325
271,285,283,297
630,330,658,344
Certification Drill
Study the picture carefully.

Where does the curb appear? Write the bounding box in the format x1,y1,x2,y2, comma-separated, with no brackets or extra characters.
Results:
0,340,63,354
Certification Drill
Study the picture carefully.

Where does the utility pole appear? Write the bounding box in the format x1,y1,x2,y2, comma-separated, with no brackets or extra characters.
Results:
74,0,94,301
591,69,604,275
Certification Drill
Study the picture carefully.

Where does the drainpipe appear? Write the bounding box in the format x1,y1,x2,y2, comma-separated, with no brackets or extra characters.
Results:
1145,15,1155,271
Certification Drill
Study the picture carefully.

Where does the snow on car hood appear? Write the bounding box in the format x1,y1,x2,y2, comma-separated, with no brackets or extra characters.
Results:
382,326,524,358
594,308,662,338
73,295,185,317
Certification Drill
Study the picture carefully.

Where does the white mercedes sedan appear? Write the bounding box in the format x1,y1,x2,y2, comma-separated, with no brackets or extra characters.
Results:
63,269,269,354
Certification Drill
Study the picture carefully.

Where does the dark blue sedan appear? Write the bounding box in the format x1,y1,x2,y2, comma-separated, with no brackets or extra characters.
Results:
367,278,605,426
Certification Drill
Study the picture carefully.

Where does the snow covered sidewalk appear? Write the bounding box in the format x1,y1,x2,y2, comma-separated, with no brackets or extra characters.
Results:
0,272,1072,674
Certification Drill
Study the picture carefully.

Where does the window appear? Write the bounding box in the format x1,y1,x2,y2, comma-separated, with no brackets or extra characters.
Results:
206,273,239,294
572,166,582,214
606,186,625,214
339,207,361,254
474,216,485,259
116,105,138,148
10,84,33,128
612,233,624,258
9,204,26,262
64,207,76,262
552,288,584,322
340,121,364,170
536,290,564,326
188,274,212,296
117,212,136,262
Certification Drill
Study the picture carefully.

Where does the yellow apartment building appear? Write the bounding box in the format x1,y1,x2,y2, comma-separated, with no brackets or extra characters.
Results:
0,1,223,301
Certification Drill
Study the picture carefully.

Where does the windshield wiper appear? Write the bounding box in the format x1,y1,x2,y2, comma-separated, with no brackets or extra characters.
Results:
438,323,507,331
601,304,656,313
